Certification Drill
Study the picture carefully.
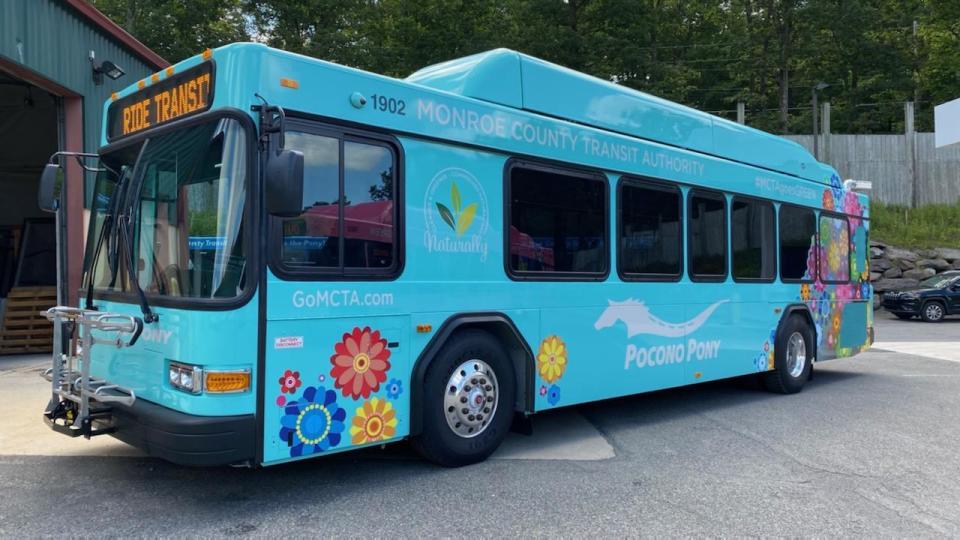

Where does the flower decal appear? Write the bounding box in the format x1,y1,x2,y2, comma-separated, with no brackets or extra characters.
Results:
537,335,568,384
547,385,561,406
279,369,302,394
822,189,834,211
385,378,403,400
349,397,398,445
279,386,345,457
539,385,548,397
800,283,811,301
330,327,391,399
276,395,286,407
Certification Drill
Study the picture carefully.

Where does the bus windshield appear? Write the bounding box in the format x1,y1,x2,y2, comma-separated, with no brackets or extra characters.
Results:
85,117,249,300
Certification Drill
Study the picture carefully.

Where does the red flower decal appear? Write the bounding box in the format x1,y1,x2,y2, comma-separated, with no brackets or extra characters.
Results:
279,369,302,394
330,327,391,399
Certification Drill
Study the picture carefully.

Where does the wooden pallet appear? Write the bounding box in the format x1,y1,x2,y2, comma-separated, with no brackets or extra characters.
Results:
0,286,56,354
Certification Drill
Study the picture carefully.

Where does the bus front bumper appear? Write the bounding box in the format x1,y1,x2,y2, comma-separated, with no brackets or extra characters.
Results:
108,398,256,467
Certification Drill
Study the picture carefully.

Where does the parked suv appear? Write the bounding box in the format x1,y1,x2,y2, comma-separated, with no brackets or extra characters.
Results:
882,271,960,322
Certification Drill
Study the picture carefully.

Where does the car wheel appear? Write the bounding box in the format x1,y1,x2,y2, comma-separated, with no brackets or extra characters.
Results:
921,301,946,323
411,330,515,467
893,313,914,320
763,315,814,394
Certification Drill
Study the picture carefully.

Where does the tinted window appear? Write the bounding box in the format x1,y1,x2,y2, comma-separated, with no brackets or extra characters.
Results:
619,181,682,278
731,198,775,280
509,165,606,276
819,214,850,282
277,131,396,273
779,206,815,281
688,191,726,279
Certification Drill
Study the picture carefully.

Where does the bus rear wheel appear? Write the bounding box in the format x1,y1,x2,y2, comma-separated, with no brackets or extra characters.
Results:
762,315,813,394
412,330,515,467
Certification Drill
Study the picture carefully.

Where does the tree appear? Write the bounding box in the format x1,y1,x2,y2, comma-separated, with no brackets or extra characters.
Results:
92,0,250,63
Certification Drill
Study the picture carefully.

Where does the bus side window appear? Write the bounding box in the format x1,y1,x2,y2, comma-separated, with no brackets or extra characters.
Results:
818,214,850,283
688,189,727,281
778,205,815,282
275,130,398,276
731,197,776,281
507,162,607,278
618,179,682,280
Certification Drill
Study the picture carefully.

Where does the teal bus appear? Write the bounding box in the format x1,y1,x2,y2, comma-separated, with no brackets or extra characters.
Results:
38,44,873,467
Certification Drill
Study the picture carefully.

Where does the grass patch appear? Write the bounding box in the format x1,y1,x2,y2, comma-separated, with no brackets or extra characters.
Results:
870,203,960,249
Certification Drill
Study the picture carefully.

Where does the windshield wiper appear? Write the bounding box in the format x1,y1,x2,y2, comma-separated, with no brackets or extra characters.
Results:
86,143,158,324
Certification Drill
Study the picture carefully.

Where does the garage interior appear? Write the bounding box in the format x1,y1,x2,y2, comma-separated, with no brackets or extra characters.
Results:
0,69,60,353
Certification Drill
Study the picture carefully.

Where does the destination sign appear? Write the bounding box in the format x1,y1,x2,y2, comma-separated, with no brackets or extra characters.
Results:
107,62,214,141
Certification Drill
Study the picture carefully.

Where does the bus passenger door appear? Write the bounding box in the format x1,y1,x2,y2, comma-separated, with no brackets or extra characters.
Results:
261,123,409,465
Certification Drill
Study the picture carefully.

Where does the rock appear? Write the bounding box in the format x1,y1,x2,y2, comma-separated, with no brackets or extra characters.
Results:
954,259,960,270
873,293,882,310
885,247,920,261
918,258,951,271
870,239,888,248
919,249,938,259
899,259,916,270
869,246,884,258
871,258,892,271
903,267,936,280
882,267,902,278
870,272,883,281
934,247,960,261
873,278,919,292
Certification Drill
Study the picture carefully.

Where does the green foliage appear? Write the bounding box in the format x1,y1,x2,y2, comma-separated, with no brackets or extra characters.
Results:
97,0,957,134
92,0,249,62
871,203,960,249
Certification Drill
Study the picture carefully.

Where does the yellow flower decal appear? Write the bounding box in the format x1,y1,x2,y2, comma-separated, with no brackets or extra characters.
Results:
767,350,775,370
800,283,811,301
349,397,397,445
537,335,568,383
831,312,842,333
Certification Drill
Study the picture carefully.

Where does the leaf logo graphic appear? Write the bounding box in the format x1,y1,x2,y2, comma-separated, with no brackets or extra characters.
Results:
436,182,477,237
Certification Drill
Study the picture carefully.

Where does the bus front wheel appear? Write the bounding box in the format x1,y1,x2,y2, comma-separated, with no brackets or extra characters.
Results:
412,330,516,467
762,315,814,394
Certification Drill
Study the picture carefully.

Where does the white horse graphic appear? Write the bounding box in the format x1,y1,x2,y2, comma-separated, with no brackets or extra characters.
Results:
594,298,729,338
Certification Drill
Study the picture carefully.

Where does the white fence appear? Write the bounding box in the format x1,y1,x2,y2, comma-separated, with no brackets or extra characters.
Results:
784,133,960,206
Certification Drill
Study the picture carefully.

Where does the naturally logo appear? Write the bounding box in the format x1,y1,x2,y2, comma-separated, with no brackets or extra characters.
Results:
594,298,728,370
435,182,477,237
423,167,489,261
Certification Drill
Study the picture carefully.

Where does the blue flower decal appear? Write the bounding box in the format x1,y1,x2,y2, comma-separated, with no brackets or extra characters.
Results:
386,378,403,400
279,386,345,457
755,353,767,371
547,384,561,406
830,174,844,201
860,282,870,299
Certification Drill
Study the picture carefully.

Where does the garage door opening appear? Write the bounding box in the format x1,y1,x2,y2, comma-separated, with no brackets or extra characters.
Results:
0,69,60,354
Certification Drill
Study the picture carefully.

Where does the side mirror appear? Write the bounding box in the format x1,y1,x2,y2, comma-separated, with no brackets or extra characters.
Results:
38,163,62,213
265,149,304,217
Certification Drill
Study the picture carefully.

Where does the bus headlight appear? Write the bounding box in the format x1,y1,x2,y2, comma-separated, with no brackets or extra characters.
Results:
169,362,203,394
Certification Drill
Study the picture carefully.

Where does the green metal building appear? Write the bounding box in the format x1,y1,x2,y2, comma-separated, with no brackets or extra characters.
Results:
0,0,166,350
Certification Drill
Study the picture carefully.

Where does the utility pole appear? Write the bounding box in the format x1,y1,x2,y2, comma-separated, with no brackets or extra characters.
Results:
736,101,745,124
811,82,830,160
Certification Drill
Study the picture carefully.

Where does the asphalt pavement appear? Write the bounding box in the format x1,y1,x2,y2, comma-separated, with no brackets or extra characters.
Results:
1,311,959,536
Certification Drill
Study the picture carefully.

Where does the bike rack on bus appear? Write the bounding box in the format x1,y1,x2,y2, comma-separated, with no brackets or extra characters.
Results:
41,306,142,438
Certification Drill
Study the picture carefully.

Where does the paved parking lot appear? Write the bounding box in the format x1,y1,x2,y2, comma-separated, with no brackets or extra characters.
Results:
1,311,958,536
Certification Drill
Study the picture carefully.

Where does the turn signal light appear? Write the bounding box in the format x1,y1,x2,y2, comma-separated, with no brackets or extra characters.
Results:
205,370,251,393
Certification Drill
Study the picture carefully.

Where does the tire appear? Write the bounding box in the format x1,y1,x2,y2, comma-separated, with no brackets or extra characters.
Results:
894,313,914,320
920,301,946,323
763,315,814,394
411,330,516,467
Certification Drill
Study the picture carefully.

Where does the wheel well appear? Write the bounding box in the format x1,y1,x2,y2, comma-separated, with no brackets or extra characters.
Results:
409,313,533,436
778,305,817,361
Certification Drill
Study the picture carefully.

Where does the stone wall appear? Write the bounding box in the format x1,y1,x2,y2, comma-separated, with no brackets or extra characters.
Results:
870,242,960,293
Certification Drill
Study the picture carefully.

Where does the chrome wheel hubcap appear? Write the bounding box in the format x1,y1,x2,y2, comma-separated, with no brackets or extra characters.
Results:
926,304,943,320
786,332,807,378
444,360,498,438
